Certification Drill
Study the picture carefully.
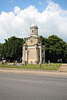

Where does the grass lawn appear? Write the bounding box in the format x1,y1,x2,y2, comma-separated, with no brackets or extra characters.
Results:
0,63,62,70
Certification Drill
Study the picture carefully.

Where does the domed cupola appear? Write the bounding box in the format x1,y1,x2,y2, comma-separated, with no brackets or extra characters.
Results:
30,23,38,36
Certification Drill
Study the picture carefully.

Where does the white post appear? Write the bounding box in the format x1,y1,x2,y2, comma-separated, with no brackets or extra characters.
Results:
44,46,45,63
23,45,26,62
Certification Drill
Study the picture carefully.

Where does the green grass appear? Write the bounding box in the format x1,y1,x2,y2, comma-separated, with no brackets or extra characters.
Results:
0,63,62,70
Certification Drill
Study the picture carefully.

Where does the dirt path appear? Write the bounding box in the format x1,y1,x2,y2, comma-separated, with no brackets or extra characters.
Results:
58,64,67,72
0,68,67,77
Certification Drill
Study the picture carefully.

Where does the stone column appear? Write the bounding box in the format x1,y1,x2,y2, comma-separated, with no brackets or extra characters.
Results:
44,46,45,63
27,50,29,63
35,44,37,64
40,46,42,64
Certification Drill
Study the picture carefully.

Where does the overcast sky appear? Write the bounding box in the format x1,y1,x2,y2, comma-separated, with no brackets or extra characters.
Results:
0,0,67,43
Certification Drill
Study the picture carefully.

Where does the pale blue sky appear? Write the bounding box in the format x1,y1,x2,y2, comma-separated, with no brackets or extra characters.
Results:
0,0,67,43
0,0,67,13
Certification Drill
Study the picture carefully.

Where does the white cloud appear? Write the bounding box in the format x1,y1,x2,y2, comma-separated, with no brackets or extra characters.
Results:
46,0,52,3
0,2,67,43
14,6,20,13
39,1,42,5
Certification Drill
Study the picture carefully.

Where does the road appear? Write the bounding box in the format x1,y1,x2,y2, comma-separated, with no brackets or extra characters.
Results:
0,72,67,100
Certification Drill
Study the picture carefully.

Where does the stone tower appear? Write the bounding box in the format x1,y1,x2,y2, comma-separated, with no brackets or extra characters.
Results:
22,23,45,64
30,23,38,36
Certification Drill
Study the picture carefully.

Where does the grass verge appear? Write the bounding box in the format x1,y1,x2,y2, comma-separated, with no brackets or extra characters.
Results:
0,63,62,70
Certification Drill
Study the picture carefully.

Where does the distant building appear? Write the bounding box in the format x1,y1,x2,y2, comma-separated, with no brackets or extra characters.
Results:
22,23,45,64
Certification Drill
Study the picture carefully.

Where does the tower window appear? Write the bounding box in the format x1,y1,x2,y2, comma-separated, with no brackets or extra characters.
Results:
32,30,34,33
30,40,33,43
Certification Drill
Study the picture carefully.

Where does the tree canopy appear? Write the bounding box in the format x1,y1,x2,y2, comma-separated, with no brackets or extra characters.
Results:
2,36,25,62
40,35,67,63
0,43,3,60
0,35,67,63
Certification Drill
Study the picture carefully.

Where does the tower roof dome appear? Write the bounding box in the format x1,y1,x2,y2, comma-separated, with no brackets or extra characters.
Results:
31,23,37,27
30,22,38,37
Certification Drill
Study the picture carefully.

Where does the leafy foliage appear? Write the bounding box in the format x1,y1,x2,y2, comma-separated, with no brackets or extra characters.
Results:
0,43,3,60
0,35,67,63
2,36,24,62
40,35,67,63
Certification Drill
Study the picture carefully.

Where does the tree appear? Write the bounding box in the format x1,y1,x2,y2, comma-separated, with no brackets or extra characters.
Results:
40,35,67,63
40,36,47,45
2,36,24,62
1,35,67,63
63,45,67,62
0,43,3,60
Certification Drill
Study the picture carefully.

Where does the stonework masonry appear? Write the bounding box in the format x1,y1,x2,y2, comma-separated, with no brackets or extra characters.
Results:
22,24,45,64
